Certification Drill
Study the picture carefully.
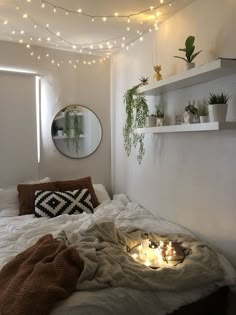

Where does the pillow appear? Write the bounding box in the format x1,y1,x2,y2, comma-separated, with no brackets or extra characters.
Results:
93,184,111,203
34,189,93,218
17,182,57,216
0,178,52,217
56,177,99,208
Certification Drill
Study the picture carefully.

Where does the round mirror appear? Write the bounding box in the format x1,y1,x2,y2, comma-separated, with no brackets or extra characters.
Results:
51,105,102,158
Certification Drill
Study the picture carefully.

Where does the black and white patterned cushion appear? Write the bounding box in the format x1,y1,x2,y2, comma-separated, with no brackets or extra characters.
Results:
34,189,94,218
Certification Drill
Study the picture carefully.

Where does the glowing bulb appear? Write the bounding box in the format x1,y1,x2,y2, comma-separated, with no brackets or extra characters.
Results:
51,60,55,64
89,52,91,55
38,37,41,41
127,17,130,23
12,31,15,34
140,37,143,41
99,44,103,49
149,28,152,32
126,27,130,31
57,63,60,67
169,3,172,6
26,44,30,48
90,45,94,49
69,60,72,64
41,2,45,8
121,43,125,48
66,11,69,15
30,52,34,56
47,37,51,41
73,65,77,69
53,7,57,13
46,24,49,28
102,17,107,22
16,5,19,10
72,45,77,49
19,39,23,43
30,37,33,40
92,60,96,63
20,30,24,34
46,54,49,57
23,13,28,18
114,12,119,17
150,6,154,10
34,24,37,28
27,0,31,2
160,0,164,3
3,20,8,25
56,32,61,36
77,8,82,13
83,61,86,64
91,18,94,22
37,55,40,60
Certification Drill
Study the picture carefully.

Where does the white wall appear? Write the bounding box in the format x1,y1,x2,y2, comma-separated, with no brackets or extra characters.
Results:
0,41,111,191
111,0,236,267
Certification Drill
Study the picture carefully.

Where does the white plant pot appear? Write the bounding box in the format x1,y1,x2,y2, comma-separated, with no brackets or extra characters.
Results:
57,130,63,136
146,116,156,127
208,104,228,122
156,117,164,126
200,116,208,123
186,63,195,70
183,111,194,124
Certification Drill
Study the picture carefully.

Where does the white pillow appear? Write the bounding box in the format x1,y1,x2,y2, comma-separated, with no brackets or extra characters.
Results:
0,177,51,217
93,184,111,204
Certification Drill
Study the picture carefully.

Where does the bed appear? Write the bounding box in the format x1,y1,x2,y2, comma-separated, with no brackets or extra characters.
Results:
0,179,235,315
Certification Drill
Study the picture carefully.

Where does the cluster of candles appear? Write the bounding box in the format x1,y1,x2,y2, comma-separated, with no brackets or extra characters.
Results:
130,236,181,268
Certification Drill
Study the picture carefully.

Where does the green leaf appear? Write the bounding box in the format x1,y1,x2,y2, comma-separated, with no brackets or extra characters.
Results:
190,50,202,62
186,45,195,61
178,48,186,52
185,36,195,48
173,56,188,62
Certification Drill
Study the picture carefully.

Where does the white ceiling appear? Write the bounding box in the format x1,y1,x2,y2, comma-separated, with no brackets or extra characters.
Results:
0,0,195,56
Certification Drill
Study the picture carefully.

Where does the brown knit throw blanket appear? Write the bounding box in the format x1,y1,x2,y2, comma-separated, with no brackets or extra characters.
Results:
0,234,84,315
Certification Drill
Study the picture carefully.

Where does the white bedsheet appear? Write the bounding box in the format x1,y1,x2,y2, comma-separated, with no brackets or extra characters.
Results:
0,194,235,315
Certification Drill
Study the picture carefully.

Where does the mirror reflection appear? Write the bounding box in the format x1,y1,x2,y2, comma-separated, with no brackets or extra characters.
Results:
52,105,102,158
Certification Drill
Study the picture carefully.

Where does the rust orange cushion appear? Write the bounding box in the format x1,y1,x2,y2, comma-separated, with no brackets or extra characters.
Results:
17,182,57,215
55,177,99,208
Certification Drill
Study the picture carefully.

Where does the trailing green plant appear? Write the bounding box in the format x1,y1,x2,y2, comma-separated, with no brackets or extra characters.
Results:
64,106,80,154
155,105,164,118
185,100,198,115
73,110,80,155
198,104,208,116
174,36,202,63
123,83,148,164
208,92,230,104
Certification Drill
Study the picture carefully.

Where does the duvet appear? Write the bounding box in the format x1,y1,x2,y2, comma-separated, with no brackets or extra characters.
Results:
0,194,235,315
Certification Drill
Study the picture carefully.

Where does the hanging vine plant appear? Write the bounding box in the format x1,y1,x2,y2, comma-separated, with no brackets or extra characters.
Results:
123,83,148,164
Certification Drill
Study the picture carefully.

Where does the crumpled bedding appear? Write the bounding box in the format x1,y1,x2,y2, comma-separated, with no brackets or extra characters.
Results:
0,194,235,315
75,221,224,291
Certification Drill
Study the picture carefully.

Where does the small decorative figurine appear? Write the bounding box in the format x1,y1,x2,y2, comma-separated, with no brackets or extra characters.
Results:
153,65,163,81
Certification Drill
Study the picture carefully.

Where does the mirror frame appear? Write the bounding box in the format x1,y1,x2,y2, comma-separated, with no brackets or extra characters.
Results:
51,104,103,159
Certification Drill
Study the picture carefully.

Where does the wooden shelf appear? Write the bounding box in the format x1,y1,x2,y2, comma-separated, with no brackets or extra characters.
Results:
136,122,236,134
138,59,236,96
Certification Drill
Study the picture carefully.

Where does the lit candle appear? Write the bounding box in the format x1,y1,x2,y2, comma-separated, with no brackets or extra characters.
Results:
169,241,172,248
160,241,164,247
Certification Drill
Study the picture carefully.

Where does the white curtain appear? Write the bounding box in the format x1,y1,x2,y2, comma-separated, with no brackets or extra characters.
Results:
0,71,38,188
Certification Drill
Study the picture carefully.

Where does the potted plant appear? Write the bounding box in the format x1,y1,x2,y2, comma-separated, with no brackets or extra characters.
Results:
57,127,64,137
123,82,148,164
155,105,164,126
208,92,230,122
174,36,202,70
183,100,198,124
198,105,208,123
146,113,156,127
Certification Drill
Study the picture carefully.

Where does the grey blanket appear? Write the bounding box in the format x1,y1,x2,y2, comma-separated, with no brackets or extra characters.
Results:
74,221,224,291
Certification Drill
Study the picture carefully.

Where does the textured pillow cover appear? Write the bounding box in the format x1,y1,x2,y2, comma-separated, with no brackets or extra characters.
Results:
56,177,99,208
17,182,57,215
34,189,94,218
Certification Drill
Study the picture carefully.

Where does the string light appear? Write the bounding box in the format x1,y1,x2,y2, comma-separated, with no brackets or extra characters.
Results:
4,1,175,58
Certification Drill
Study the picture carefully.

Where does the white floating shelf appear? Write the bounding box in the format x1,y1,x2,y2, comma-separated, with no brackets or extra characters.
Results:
53,134,85,139
54,112,83,121
136,122,236,134
138,59,236,96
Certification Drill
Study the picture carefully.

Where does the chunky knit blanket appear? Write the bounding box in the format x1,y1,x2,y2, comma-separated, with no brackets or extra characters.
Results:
0,234,84,315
